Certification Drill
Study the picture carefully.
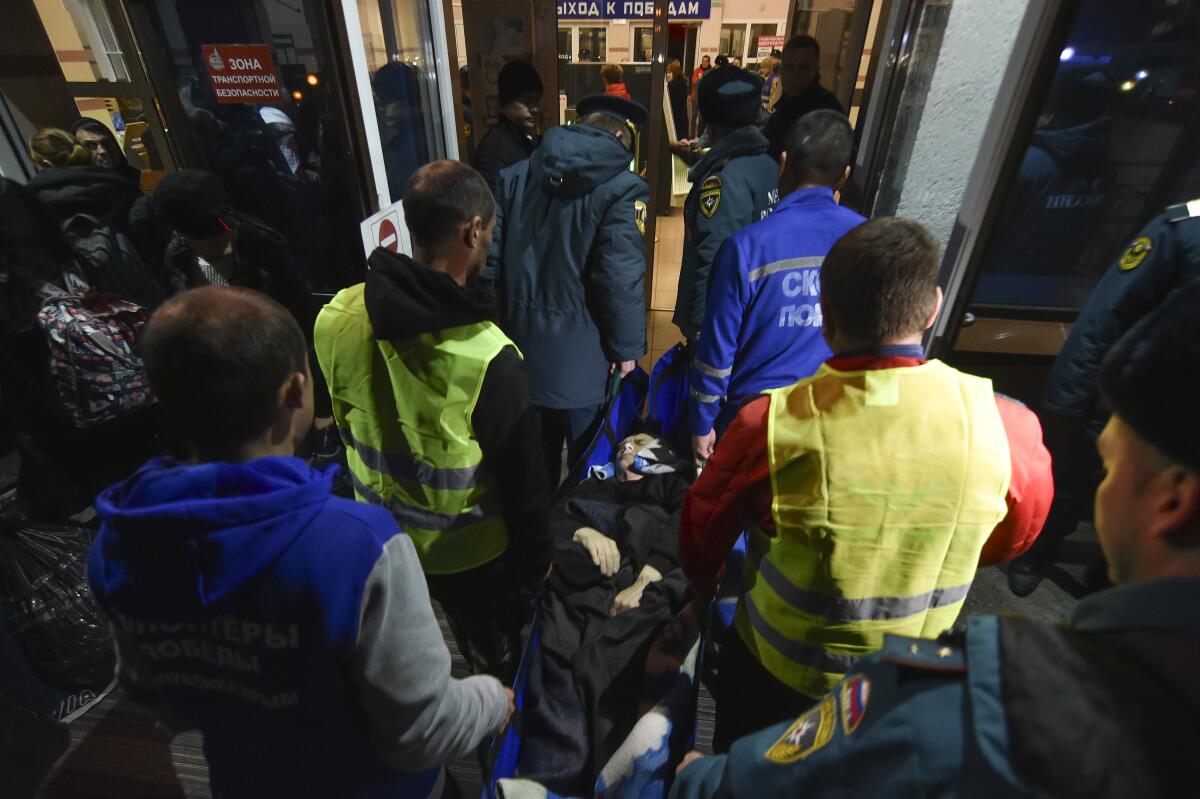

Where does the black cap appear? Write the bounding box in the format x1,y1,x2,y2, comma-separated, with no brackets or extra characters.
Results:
372,62,419,104
498,60,543,107
576,94,648,130
698,66,764,128
154,169,234,240
1099,276,1200,472
67,117,112,138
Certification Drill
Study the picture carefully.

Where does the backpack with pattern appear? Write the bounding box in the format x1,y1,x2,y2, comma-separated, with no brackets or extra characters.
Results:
36,270,153,429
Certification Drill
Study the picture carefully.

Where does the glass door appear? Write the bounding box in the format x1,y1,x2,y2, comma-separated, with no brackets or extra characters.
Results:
121,0,422,293
30,0,178,187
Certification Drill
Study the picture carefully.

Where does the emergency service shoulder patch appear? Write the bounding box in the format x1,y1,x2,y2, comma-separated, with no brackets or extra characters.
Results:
634,199,647,236
700,176,722,218
1119,236,1153,271
765,694,837,765
840,675,871,736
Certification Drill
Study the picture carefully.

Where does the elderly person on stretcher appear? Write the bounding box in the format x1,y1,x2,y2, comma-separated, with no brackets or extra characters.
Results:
556,434,692,614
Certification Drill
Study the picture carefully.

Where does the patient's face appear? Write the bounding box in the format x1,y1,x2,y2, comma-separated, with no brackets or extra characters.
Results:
615,434,655,481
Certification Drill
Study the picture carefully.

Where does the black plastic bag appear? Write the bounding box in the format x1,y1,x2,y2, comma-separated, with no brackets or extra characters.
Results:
0,522,115,693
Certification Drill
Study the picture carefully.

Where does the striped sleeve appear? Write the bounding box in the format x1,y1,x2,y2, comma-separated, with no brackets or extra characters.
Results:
690,236,749,436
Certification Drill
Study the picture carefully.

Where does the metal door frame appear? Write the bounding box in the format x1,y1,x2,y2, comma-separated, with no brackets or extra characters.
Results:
59,0,183,172
927,0,1080,357
842,0,917,216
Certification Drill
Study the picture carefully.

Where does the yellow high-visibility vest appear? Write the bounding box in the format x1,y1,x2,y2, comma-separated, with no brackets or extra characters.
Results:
736,360,1011,697
314,283,511,574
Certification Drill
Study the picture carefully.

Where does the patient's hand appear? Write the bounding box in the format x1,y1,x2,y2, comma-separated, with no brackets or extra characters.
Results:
574,527,620,577
611,564,664,615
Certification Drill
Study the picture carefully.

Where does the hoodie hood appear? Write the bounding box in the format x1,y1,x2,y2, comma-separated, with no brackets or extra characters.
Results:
28,165,142,223
1031,118,1110,172
528,124,633,199
90,456,336,618
364,248,497,340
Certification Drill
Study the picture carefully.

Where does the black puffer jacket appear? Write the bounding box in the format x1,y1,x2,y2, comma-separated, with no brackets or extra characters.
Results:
165,214,328,417
27,166,171,303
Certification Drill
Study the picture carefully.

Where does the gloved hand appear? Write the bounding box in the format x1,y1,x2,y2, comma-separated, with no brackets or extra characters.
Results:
611,564,663,615
573,527,620,576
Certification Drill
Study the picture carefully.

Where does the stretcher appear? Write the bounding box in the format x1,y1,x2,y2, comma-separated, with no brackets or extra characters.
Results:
477,357,720,791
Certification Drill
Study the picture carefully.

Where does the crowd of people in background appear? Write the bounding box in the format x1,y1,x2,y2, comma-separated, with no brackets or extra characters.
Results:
2,29,1199,799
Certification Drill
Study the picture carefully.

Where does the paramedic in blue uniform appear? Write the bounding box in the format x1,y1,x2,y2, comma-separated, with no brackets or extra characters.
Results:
487,94,649,487
672,66,779,344
691,110,864,464
1009,200,1200,596
672,276,1200,799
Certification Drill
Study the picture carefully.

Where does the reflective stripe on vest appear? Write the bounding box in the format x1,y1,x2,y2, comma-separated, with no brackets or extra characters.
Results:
736,360,1011,697
314,283,513,574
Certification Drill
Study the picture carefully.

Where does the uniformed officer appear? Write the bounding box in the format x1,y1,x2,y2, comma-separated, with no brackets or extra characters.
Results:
689,110,864,464
1009,200,1200,596
672,66,779,344
672,277,1200,798
487,94,649,488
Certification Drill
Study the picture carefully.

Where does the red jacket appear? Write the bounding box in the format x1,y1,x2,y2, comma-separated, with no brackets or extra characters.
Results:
605,83,632,100
679,355,1054,591
691,67,709,100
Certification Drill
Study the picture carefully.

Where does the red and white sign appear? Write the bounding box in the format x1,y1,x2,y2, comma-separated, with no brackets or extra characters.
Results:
756,35,785,59
377,218,399,252
360,202,411,259
202,44,284,105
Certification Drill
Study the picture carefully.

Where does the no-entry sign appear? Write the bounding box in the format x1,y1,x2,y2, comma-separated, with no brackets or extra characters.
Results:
203,44,284,104
360,202,411,259
377,218,399,252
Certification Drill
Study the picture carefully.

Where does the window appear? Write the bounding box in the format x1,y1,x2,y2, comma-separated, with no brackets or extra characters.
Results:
558,28,572,62
749,23,779,59
357,0,449,203
35,0,130,82
719,24,746,61
634,26,653,62
970,0,1200,309
578,27,606,63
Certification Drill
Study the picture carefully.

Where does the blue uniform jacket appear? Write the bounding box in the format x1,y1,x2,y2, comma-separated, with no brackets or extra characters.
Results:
671,578,1200,799
487,124,648,409
1043,205,1200,434
689,187,865,436
673,126,779,341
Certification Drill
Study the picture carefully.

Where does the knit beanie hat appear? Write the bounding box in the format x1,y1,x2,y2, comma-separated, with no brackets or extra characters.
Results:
498,61,543,107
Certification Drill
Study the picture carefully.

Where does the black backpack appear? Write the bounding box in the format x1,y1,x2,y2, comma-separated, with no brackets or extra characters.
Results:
60,213,166,310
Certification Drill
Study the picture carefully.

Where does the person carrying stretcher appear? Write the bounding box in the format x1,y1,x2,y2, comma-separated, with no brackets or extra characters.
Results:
679,218,1054,751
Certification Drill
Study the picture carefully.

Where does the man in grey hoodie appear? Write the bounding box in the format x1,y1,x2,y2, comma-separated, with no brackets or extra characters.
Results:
88,286,512,798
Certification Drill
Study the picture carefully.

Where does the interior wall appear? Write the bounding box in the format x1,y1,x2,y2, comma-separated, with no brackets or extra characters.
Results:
893,0,1032,248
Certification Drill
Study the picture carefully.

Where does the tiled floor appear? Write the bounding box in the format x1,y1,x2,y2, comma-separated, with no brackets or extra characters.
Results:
640,209,687,374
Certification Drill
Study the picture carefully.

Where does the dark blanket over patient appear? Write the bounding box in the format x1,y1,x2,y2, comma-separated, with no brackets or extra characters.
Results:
519,472,692,795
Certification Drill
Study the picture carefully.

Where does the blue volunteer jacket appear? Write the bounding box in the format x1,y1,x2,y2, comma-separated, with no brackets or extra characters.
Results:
689,187,864,436
88,457,505,799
